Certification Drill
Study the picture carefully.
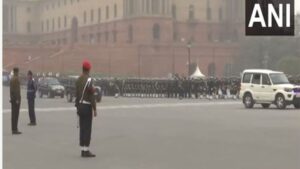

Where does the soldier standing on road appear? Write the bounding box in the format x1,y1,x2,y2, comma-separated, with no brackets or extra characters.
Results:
10,67,22,135
75,60,97,158
27,70,37,126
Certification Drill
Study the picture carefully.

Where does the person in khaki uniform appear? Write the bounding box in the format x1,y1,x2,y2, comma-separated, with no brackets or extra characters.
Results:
75,60,97,158
10,67,22,135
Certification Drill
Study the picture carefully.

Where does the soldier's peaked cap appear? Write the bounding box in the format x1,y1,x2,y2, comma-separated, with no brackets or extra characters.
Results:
82,60,91,70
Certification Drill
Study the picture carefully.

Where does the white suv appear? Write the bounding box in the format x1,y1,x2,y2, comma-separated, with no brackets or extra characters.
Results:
240,69,300,109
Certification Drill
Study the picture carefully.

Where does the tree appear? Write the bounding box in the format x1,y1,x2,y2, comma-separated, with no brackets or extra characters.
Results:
234,36,299,73
277,56,300,75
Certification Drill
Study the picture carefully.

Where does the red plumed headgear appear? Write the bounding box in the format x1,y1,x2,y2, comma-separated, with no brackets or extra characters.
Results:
82,60,91,70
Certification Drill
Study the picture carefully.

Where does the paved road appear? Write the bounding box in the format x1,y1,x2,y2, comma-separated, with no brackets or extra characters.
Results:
3,87,300,169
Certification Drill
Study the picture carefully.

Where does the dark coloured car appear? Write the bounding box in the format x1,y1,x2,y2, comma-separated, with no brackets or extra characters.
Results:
38,77,65,98
3,70,10,86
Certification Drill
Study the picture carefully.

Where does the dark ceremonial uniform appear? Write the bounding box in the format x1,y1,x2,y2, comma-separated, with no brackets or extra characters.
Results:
27,78,37,125
75,60,97,158
10,74,21,134
76,74,96,149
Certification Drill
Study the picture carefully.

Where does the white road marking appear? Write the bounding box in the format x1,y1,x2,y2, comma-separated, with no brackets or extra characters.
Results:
2,101,239,114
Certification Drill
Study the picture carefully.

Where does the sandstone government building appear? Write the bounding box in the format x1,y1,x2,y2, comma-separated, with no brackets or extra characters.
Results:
3,0,245,77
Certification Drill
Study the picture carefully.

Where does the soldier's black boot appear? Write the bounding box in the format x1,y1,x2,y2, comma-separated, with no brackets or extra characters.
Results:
28,122,36,126
12,131,22,135
82,151,96,158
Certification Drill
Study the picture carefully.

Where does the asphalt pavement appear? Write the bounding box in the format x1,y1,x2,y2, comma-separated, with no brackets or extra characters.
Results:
3,87,300,169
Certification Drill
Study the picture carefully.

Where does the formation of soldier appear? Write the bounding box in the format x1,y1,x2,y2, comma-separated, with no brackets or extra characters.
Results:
94,77,241,99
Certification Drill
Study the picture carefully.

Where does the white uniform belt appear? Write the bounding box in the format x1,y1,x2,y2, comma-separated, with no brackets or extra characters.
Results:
81,100,91,104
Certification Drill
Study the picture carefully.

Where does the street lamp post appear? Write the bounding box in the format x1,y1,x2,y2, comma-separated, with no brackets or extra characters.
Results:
138,45,141,78
187,42,192,77
181,38,193,77
186,41,192,98
172,45,175,75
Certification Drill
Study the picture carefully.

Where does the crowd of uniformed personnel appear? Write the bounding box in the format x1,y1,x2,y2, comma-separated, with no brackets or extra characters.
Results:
25,73,300,100
97,77,241,99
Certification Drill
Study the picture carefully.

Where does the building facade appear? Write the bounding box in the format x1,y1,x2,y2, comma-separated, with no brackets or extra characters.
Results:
3,0,245,77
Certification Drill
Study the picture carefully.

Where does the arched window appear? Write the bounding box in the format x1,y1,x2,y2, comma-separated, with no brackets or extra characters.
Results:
105,31,109,43
224,64,233,77
113,31,117,43
172,4,177,19
106,6,109,19
52,18,55,31
128,25,133,43
41,21,44,32
206,0,211,21
152,0,159,14
64,16,67,28
97,32,101,43
98,8,101,23
146,0,150,14
91,9,94,22
219,7,223,21
207,31,212,42
27,21,31,33
114,4,117,17
189,5,195,20
71,17,78,43
128,0,134,15
153,23,160,40
208,63,216,77
83,11,87,24
46,19,49,32
57,17,61,29
162,0,166,14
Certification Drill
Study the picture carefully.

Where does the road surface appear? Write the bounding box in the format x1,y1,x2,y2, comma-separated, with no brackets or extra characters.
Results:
3,87,300,169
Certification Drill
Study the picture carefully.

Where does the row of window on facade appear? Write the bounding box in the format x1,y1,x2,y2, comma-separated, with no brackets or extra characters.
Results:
47,24,238,47
38,3,225,34
125,0,170,16
171,4,224,22
80,24,159,44
44,0,80,11
49,24,159,45
40,4,118,33
172,30,239,43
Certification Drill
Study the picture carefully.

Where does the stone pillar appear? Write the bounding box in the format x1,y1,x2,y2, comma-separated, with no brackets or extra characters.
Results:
3,5,8,32
14,5,17,32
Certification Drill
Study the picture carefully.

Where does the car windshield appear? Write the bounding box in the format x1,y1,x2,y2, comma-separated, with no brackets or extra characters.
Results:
48,78,60,85
269,73,290,85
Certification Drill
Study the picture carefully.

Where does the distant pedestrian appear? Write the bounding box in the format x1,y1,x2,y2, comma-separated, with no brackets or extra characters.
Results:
75,60,97,158
10,67,22,135
27,70,37,126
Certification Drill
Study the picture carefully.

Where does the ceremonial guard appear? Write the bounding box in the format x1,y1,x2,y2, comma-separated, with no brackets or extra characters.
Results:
75,60,97,158
27,70,37,126
10,67,22,135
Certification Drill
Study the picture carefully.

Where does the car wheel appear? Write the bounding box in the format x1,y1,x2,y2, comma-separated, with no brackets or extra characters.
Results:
275,94,286,109
294,102,300,109
243,93,254,109
261,104,271,109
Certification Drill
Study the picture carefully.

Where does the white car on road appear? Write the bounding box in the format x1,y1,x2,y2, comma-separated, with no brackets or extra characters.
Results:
240,69,300,109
